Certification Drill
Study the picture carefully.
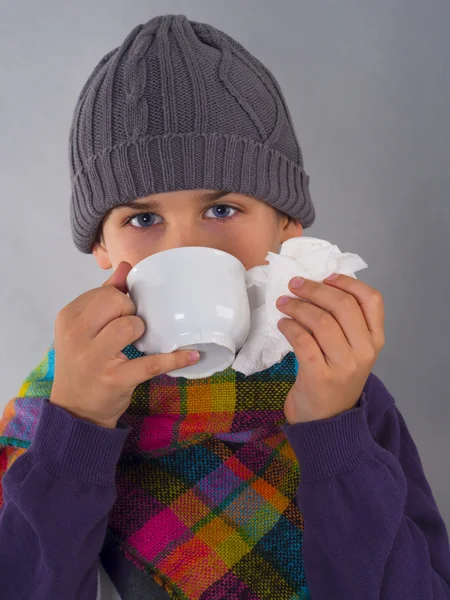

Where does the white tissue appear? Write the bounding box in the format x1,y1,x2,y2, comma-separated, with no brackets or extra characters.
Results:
231,237,368,376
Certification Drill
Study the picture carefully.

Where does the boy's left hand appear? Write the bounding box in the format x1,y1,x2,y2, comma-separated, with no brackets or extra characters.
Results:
277,273,385,425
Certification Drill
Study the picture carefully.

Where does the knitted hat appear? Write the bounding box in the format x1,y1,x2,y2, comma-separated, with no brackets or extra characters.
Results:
69,14,315,254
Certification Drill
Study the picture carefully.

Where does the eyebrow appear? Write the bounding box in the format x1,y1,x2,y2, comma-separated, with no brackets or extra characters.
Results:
115,190,231,211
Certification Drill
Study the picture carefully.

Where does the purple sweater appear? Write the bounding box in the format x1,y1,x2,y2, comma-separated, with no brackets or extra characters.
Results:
1,372,449,599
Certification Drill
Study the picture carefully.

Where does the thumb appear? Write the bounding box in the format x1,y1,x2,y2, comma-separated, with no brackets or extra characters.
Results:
102,261,132,294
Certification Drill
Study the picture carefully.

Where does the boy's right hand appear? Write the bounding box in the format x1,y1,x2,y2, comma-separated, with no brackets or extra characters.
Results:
49,261,200,429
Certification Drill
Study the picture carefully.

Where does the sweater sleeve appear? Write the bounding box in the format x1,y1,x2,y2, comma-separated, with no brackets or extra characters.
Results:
0,398,131,600
280,373,450,599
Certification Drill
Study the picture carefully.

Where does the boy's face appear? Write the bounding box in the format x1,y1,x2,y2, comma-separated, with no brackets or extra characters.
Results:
93,189,303,272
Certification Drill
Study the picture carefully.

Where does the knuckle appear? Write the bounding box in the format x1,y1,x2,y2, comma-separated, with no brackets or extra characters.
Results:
126,296,137,314
73,315,92,339
346,357,359,375
317,312,332,329
362,344,377,363
322,367,334,382
144,356,160,379
104,286,128,310
294,326,310,347
118,290,137,314
339,294,356,312
101,358,125,387
116,316,140,339
64,325,78,342
113,288,128,310
133,316,145,336
307,280,319,292
59,316,80,342
55,305,74,327
73,347,92,372
54,309,66,331
371,289,384,304
100,368,119,389
174,351,191,368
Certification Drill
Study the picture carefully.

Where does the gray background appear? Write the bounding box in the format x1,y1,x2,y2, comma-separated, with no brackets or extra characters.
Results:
1,0,449,528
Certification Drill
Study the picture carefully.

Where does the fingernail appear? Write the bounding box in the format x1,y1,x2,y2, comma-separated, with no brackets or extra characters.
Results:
277,296,291,306
189,351,201,362
324,273,339,281
291,277,305,288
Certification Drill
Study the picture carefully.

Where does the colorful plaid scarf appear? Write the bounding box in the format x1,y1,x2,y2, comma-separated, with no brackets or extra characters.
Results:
0,343,311,599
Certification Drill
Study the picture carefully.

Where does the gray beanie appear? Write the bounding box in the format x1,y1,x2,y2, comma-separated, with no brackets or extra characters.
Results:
69,14,315,254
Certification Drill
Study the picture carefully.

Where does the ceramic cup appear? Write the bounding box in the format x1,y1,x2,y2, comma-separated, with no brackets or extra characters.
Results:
126,246,251,379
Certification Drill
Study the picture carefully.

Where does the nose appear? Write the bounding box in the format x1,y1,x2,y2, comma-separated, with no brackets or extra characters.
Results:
159,230,212,252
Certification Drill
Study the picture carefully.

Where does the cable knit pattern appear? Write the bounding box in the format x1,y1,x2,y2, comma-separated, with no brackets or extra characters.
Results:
68,14,315,254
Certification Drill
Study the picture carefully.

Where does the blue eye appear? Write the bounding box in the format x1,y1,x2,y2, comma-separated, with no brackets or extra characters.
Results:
127,213,162,228
205,205,237,219
124,204,239,231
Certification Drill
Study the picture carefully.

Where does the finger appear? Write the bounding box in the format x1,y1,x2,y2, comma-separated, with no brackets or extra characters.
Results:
73,263,136,338
91,315,146,362
74,287,137,341
277,316,327,373
277,297,353,366
115,348,200,388
101,261,132,295
63,261,134,321
288,276,371,351
322,274,385,345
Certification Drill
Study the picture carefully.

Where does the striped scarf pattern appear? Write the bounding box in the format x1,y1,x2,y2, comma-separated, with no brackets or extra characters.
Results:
0,343,311,599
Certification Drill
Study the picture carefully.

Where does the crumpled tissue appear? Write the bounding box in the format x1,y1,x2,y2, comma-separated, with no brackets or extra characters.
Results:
231,236,368,376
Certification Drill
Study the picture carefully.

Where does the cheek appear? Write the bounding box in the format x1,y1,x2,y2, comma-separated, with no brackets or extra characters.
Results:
103,221,158,270
226,233,276,270
108,237,150,270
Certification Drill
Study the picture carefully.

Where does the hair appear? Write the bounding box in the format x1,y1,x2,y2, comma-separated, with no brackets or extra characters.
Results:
93,222,105,246
275,207,296,224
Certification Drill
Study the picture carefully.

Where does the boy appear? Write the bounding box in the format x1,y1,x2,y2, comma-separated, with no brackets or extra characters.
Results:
1,14,449,600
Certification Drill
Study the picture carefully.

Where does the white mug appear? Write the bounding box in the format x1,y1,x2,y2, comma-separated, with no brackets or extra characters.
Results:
126,247,251,379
